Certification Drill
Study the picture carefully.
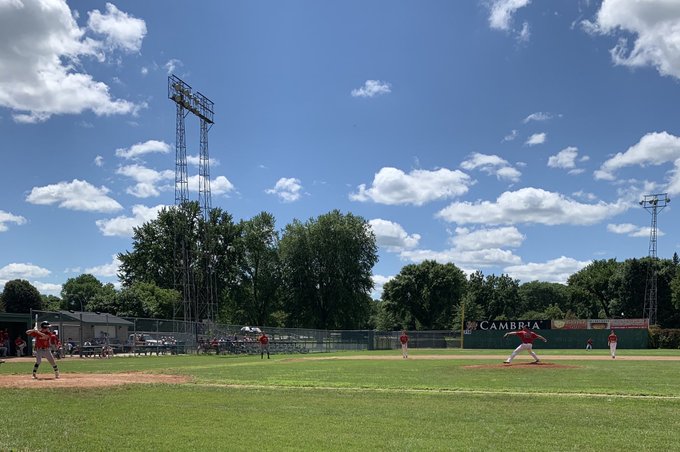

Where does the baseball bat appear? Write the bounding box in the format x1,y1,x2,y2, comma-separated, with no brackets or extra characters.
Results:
34,314,38,330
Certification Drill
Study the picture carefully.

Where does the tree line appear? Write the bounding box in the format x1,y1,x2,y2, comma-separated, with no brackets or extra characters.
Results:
2,203,680,330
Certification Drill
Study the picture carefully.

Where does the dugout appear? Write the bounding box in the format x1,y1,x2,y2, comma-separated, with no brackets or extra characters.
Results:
463,328,649,349
0,312,32,356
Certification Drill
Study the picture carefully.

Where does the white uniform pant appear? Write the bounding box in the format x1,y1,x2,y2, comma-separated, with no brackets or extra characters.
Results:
506,343,539,362
609,342,617,358
401,343,408,358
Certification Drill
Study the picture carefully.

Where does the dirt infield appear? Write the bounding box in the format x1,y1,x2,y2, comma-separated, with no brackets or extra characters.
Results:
0,373,190,389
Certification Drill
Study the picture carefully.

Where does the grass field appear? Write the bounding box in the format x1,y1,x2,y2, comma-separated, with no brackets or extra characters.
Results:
1,349,679,451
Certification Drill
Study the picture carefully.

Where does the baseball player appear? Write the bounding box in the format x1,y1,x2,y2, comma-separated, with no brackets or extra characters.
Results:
26,321,60,379
607,329,618,359
586,338,593,351
258,332,270,359
503,326,547,364
399,330,409,358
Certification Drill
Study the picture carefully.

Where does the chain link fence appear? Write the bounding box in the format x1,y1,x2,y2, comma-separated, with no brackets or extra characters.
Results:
28,309,462,356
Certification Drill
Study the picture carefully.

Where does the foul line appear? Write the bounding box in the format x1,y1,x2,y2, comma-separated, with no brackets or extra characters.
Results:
187,382,680,400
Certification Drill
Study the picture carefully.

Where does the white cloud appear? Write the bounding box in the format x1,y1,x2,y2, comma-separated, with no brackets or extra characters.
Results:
586,0,680,79
0,0,143,122
594,132,680,192
94,155,104,167
0,263,51,281
436,187,630,226
0,210,27,232
488,0,531,31
266,177,303,202
26,179,122,213
523,112,553,123
32,281,63,296
503,129,518,142
400,247,522,268
85,255,121,278
165,59,183,75
96,204,166,237
461,152,521,182
351,80,392,98
525,132,546,146
116,164,174,198
548,146,581,169
187,175,236,196
369,219,421,252
504,256,591,283
450,226,525,251
87,3,146,53
371,274,393,299
351,167,472,206
141,67,148,76
607,223,659,238
517,21,530,42
187,154,220,167
115,140,171,159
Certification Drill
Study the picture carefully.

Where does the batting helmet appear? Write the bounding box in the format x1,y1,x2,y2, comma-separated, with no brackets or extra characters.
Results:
40,321,51,328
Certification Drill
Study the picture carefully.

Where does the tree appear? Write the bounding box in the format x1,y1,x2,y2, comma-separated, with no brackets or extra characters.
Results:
61,274,106,311
114,282,179,318
381,260,467,330
118,203,241,320
1,279,42,313
518,281,570,317
279,210,378,329
567,259,620,318
224,212,282,325
41,295,63,311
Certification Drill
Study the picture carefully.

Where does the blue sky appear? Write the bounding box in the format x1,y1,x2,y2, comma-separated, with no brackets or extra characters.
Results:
2,0,680,298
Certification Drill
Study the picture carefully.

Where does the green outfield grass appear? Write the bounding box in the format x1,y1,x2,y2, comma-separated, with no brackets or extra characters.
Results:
1,350,679,451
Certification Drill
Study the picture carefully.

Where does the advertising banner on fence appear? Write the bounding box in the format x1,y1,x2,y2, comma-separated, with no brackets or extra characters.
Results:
609,318,649,329
552,319,587,330
465,320,550,333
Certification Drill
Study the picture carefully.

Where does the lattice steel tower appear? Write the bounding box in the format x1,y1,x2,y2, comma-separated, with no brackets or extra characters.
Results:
640,193,670,326
168,75,216,328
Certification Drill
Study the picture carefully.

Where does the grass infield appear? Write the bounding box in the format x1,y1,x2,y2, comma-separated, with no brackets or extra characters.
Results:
1,349,679,451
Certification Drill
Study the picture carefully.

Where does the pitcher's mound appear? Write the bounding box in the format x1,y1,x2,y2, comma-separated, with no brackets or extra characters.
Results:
464,362,579,369
0,373,190,389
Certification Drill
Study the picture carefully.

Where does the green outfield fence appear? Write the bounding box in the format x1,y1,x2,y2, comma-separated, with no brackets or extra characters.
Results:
463,328,649,349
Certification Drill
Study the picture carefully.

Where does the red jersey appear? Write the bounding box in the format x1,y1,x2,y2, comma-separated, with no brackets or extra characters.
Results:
258,335,269,345
608,333,617,343
399,334,409,344
28,330,51,349
517,330,539,344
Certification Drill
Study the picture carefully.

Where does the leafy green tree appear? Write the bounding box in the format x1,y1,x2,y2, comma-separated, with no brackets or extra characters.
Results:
118,203,241,320
114,282,180,318
518,281,569,316
567,259,620,318
1,279,42,313
61,274,106,311
224,212,282,326
381,260,467,330
41,295,63,311
484,274,521,320
279,210,378,329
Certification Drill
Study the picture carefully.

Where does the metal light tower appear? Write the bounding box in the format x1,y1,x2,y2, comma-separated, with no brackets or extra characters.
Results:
640,193,670,326
168,75,216,329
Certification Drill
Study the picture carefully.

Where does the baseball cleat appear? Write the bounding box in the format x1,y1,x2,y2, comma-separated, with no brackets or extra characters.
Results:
32,373,37,380
55,371,60,379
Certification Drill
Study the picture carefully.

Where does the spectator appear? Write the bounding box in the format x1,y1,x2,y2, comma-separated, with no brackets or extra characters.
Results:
15,336,27,357
0,329,8,357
